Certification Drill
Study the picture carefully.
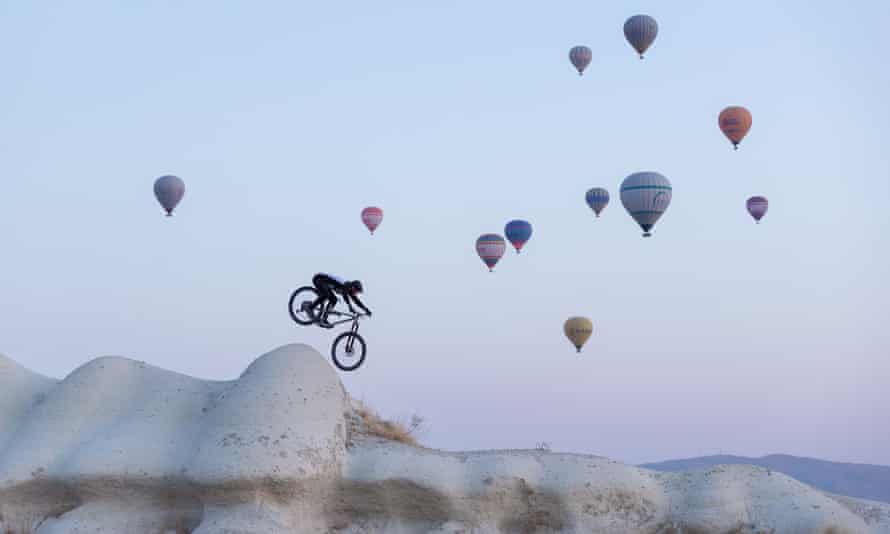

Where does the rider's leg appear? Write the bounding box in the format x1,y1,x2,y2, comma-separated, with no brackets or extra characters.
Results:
311,276,337,324
320,295,338,323
310,275,329,314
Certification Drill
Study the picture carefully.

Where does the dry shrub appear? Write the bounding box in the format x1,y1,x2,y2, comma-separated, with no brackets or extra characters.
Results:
353,400,424,446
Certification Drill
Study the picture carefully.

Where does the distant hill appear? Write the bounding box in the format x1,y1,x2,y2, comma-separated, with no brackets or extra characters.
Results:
642,454,890,504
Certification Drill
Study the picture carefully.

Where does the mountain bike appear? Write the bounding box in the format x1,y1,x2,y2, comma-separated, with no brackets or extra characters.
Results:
288,286,368,371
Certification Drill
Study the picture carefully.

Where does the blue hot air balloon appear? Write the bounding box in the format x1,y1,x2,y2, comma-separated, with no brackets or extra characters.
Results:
504,220,533,253
585,188,610,218
623,15,658,59
153,175,185,217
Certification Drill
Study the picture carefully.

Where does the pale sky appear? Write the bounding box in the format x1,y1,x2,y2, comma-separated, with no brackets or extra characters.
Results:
1,1,887,465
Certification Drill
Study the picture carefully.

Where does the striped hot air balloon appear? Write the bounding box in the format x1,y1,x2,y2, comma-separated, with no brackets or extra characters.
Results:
569,46,592,76
620,172,672,237
153,175,185,217
361,206,383,234
623,15,658,59
746,196,768,223
585,188,610,217
719,106,752,150
564,317,593,353
504,220,532,253
476,234,506,271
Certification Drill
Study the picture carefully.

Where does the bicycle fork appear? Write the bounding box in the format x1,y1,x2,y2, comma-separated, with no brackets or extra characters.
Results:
346,321,359,352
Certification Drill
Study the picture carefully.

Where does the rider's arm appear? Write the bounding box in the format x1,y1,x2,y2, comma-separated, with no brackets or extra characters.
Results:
343,293,357,313
350,294,371,315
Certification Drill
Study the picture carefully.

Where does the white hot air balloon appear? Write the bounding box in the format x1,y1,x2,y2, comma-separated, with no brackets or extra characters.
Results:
619,171,672,237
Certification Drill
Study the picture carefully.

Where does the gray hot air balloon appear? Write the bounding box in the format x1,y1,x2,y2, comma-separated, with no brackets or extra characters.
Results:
623,15,658,59
569,46,593,76
620,171,671,237
153,175,185,217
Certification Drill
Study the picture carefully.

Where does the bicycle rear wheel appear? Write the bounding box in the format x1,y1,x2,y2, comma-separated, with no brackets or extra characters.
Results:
331,332,366,371
288,286,320,325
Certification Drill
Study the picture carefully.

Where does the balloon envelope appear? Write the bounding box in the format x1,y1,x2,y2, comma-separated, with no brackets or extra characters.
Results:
620,172,672,237
746,196,768,222
569,46,592,75
153,175,185,216
504,220,532,253
719,106,752,149
564,317,593,353
476,234,506,271
623,15,658,58
361,207,383,234
585,187,610,217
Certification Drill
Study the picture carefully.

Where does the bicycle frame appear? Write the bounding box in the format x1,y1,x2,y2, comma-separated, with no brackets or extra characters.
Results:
324,310,363,328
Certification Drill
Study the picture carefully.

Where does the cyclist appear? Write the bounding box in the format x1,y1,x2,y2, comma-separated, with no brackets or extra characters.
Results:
310,273,371,328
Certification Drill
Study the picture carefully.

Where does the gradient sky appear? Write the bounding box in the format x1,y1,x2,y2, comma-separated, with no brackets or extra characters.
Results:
1,1,888,466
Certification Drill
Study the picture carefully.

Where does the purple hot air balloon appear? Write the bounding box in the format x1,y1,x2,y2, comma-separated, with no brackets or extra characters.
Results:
153,175,185,217
569,46,592,76
747,196,768,223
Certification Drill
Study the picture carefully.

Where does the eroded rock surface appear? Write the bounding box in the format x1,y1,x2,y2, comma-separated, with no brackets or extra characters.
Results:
0,345,887,533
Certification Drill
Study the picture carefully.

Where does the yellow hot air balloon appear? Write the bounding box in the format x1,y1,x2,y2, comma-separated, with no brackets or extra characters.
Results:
564,317,593,353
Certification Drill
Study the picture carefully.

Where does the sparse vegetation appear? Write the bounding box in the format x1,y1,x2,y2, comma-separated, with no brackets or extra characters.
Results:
351,400,425,446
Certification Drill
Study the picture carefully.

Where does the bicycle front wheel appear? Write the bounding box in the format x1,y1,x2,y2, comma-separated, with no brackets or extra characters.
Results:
288,286,320,325
331,332,366,371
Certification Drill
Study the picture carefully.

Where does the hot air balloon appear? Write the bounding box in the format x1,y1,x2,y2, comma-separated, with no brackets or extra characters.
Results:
476,234,506,272
564,317,593,353
153,175,185,217
569,46,592,76
504,220,532,254
620,171,672,237
585,188,610,217
746,196,768,223
361,207,383,234
623,15,658,59
718,106,752,150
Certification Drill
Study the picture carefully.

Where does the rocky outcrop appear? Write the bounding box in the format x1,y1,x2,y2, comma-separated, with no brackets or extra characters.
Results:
0,344,887,533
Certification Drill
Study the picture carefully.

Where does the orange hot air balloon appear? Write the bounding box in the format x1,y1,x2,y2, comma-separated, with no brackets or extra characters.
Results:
718,106,752,150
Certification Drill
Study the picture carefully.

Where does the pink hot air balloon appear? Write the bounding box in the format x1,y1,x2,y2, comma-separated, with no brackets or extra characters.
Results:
476,234,506,272
361,207,383,234
746,196,768,223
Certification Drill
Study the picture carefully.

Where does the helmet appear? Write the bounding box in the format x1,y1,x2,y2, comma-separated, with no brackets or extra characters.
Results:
347,280,363,294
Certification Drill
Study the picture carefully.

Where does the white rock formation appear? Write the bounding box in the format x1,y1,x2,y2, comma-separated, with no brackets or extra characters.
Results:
0,344,887,533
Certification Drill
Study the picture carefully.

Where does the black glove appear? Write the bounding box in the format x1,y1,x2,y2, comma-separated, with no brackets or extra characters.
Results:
366,310,373,317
